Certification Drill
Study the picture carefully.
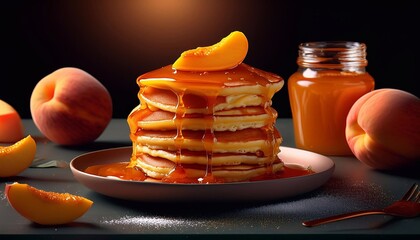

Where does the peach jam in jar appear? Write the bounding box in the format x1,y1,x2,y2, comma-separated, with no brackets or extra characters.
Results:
288,41,375,155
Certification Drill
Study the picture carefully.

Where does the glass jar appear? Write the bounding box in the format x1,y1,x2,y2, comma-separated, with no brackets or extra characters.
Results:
288,41,375,155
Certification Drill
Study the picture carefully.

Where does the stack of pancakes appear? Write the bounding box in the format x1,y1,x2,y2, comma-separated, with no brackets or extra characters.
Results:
127,63,284,183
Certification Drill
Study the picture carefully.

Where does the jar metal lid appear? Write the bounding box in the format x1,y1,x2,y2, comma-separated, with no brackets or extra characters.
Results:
297,41,368,69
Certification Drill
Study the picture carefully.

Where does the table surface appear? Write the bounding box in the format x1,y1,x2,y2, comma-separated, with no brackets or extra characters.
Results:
1,119,419,239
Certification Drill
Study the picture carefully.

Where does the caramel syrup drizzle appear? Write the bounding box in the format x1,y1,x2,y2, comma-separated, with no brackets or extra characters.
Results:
165,89,188,182
160,86,220,183
200,96,217,183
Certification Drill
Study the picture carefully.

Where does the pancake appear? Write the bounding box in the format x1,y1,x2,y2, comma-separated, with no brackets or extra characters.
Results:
127,62,284,183
131,106,278,131
135,153,284,183
140,86,268,114
133,127,282,153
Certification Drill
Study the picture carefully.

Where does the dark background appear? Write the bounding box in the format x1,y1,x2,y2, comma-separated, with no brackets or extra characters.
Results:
2,0,419,119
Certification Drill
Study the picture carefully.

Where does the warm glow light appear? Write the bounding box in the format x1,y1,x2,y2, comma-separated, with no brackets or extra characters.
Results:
66,0,233,68
140,0,193,14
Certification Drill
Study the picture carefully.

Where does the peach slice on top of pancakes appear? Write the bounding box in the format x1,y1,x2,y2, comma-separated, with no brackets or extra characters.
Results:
172,31,248,71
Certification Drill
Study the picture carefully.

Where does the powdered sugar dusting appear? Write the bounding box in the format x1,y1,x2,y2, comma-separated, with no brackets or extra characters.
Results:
101,215,204,231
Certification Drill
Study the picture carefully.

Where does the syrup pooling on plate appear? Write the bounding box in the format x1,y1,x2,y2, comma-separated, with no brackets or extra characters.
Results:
85,162,146,181
84,162,314,182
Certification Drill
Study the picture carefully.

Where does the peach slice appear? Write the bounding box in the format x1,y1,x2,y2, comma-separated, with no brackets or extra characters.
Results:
172,31,248,71
0,135,36,177
5,182,93,225
0,99,24,143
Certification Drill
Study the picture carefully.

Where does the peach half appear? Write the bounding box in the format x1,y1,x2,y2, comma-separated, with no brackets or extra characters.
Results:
0,99,24,143
0,135,36,177
172,31,248,71
346,88,420,170
5,182,93,225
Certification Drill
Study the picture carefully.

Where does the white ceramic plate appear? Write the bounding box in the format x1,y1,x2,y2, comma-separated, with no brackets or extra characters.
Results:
70,146,334,202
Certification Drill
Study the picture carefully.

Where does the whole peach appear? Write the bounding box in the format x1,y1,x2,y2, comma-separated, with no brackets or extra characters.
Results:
30,67,113,145
345,88,420,170
0,99,24,143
